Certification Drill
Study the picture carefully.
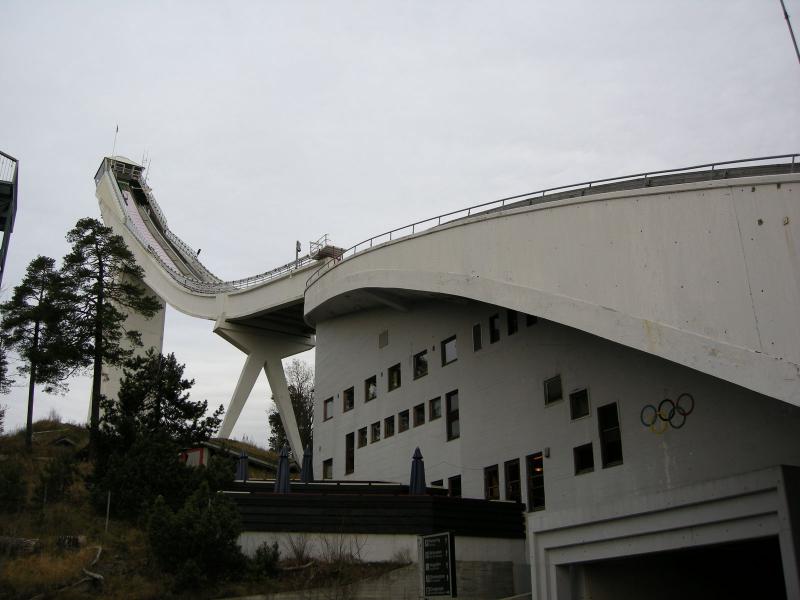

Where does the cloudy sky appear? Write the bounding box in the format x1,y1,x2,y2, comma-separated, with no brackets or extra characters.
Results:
1,1,798,444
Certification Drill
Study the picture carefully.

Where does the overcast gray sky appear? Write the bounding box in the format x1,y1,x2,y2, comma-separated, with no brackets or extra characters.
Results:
1,1,798,445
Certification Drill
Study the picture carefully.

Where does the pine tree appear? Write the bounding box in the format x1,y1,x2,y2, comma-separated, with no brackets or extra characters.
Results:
61,217,162,454
0,256,80,448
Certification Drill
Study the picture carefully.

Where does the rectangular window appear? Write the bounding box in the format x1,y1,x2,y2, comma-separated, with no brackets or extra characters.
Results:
544,375,563,405
324,397,334,420
384,415,395,438
484,465,499,500
345,433,354,474
472,323,482,351
526,453,545,511
507,310,518,335
526,314,538,326
446,390,460,441
429,397,442,420
441,335,457,366
574,443,595,475
413,350,429,379
370,421,381,443
413,403,426,427
569,388,590,420
398,409,410,432
489,314,500,343
505,458,521,503
358,427,367,448
323,458,333,480
388,364,401,391
378,330,389,348
598,402,623,468
343,387,354,411
364,376,377,402
448,475,462,497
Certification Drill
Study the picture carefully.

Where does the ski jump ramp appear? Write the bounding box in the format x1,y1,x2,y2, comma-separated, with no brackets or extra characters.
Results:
95,154,800,460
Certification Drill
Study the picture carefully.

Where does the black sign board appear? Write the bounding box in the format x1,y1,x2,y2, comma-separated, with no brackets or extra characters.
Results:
418,531,457,598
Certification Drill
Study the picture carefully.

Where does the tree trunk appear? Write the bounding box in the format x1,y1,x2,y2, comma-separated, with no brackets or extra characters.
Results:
25,320,40,450
89,261,104,457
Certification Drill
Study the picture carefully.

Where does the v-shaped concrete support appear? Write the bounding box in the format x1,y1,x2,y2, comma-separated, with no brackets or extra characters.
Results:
214,318,314,462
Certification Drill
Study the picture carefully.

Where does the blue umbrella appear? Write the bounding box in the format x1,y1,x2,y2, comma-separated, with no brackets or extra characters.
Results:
274,445,291,494
409,447,426,495
300,445,314,483
235,451,248,482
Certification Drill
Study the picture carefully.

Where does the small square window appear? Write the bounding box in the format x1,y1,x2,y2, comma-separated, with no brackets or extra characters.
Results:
343,387,354,411
489,314,500,343
322,458,333,479
507,310,518,336
388,364,401,391
472,324,482,351
429,397,442,420
324,397,334,420
448,475,462,497
358,427,367,448
398,410,410,432
413,350,428,379
569,388,590,420
441,335,457,366
364,376,377,402
378,330,389,348
371,421,381,443
544,375,563,405
413,403,426,427
573,443,595,475
384,415,395,438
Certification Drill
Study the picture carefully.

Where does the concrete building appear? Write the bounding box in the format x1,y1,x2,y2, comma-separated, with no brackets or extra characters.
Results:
95,154,800,598
0,151,19,288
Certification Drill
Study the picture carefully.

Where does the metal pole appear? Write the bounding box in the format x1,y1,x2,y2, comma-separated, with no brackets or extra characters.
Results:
779,0,800,65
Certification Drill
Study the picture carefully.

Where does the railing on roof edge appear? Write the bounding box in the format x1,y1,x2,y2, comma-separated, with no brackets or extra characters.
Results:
0,151,18,184
304,153,799,290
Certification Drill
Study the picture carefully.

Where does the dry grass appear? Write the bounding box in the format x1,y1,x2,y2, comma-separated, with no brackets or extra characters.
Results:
0,546,96,597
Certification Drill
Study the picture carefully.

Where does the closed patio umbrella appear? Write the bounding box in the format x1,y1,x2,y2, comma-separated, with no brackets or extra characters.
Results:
409,447,426,495
300,445,314,483
274,445,291,494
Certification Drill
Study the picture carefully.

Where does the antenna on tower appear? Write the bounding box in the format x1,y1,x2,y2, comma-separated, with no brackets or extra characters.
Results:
110,124,119,168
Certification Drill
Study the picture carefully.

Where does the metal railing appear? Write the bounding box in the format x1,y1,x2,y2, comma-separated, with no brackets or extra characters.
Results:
99,157,320,295
305,153,799,289
0,151,17,183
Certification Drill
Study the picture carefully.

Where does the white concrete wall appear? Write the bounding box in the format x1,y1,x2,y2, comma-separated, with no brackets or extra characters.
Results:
306,174,800,406
313,300,800,511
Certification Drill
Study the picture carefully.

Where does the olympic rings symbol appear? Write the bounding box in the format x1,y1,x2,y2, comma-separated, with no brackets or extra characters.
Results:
640,393,695,433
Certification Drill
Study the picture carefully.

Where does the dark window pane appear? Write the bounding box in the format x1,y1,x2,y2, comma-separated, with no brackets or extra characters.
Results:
507,310,518,335
413,351,428,379
598,402,623,467
343,387,354,411
448,475,462,497
484,465,499,500
489,314,500,343
323,458,333,480
544,375,563,405
384,416,395,438
370,421,381,443
504,459,521,502
413,403,426,426
324,397,333,420
345,433,354,474
526,453,545,511
364,377,376,403
388,364,401,391
429,397,442,420
473,324,482,351
398,410,410,432
358,427,367,448
446,390,460,441
573,443,594,475
569,388,590,419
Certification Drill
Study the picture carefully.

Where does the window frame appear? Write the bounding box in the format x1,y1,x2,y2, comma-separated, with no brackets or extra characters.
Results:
364,377,377,403
358,427,368,448
448,475,462,497
507,309,518,336
429,396,442,420
398,409,410,433
489,314,500,343
446,389,460,441
484,464,500,500
526,452,545,511
598,402,623,468
504,458,522,503
573,442,595,475
322,458,333,480
343,387,355,411
323,397,334,421
384,415,395,438
345,432,354,474
544,374,563,406
441,335,458,366
387,364,401,391
413,403,426,427
569,388,590,420
472,323,482,351
413,350,429,380
370,421,381,443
